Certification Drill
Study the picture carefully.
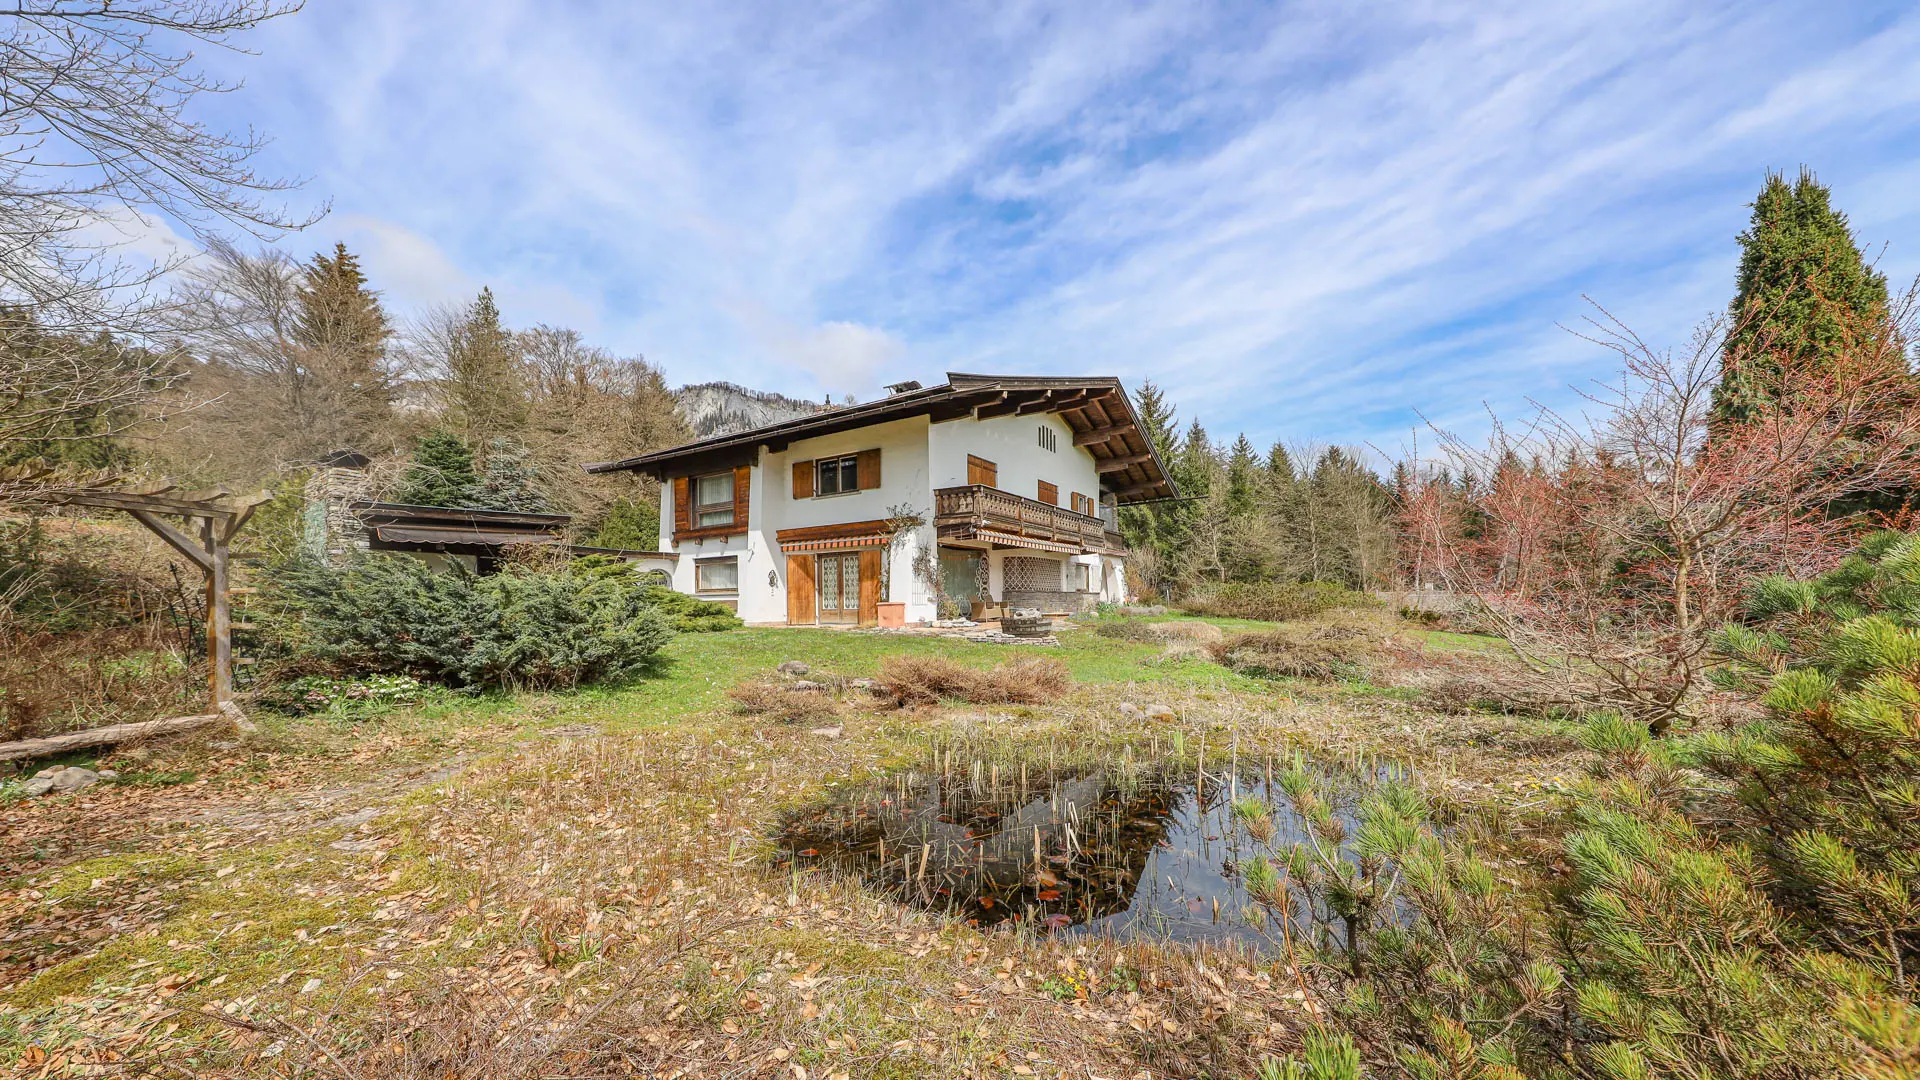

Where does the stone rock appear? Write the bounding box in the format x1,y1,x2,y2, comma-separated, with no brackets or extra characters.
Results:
49,767,101,794
789,680,827,693
776,660,811,676
1143,705,1177,722
97,769,119,781
849,677,878,691
808,726,844,739
1117,702,1143,721
22,776,56,797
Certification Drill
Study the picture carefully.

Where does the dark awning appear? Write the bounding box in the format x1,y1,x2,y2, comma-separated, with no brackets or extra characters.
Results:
373,525,564,547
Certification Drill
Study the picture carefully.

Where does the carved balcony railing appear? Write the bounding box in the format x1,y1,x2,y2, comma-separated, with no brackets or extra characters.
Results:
934,485,1125,555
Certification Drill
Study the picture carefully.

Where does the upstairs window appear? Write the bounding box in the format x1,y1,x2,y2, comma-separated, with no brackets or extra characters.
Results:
1038,426,1057,452
817,454,860,496
694,472,735,527
1037,480,1058,506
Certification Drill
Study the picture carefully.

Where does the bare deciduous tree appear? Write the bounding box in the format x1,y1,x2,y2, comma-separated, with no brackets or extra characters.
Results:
0,0,311,500
1416,292,1920,730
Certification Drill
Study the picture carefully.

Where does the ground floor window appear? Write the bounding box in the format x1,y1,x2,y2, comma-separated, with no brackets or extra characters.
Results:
695,556,738,593
1072,562,1092,592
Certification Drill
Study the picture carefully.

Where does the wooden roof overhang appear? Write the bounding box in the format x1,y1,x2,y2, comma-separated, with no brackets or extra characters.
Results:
584,373,1177,503
351,501,573,554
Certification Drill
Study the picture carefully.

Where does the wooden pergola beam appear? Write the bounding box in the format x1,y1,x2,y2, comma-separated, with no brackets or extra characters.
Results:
34,485,269,709
127,509,212,571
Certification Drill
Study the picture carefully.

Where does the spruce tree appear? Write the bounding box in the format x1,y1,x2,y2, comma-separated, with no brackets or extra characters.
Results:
591,496,661,551
1117,380,1187,596
1264,441,1310,580
394,427,481,507
1225,434,1260,518
291,242,395,450
1711,169,1892,426
445,287,527,442
474,436,552,513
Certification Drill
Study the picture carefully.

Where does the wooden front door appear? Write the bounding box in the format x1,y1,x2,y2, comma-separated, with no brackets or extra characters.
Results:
816,552,861,624
786,554,816,625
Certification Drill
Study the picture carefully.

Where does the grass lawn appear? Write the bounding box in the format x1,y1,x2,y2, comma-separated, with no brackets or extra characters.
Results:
0,617,1570,1079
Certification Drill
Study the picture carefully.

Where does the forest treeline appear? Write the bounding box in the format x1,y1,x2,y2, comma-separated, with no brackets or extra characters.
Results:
4,241,694,549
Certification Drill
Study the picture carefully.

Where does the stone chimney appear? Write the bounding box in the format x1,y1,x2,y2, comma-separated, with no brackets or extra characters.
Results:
303,449,376,563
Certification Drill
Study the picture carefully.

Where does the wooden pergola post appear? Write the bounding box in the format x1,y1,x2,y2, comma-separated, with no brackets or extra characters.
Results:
46,484,270,710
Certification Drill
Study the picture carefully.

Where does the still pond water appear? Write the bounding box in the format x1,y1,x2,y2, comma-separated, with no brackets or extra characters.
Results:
774,755,1360,950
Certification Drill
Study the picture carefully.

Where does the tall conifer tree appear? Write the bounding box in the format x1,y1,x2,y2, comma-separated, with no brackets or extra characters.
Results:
1711,169,1891,425
445,287,527,442
1118,380,1188,594
291,241,395,452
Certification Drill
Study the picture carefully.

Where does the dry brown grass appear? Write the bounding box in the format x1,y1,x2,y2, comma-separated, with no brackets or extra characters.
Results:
0,626,204,741
1150,621,1224,645
725,678,843,725
0,635,1597,1079
1209,623,1386,681
877,654,1071,707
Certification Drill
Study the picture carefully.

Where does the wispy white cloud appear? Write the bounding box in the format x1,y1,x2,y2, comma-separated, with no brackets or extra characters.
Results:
193,0,1920,454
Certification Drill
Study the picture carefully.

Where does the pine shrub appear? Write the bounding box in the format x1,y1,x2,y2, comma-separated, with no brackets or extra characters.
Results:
1282,530,1920,1077
261,554,672,691
636,585,742,633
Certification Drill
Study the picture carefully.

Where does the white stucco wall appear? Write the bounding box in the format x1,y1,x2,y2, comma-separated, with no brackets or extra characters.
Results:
762,415,936,623
928,411,1101,512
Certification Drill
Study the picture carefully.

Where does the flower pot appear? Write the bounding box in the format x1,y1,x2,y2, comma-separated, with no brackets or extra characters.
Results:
876,601,906,628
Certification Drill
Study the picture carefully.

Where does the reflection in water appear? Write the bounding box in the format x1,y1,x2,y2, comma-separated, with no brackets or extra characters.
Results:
774,758,1357,949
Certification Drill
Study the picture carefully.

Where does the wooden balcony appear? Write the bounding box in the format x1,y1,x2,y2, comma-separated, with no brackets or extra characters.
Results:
934,485,1125,555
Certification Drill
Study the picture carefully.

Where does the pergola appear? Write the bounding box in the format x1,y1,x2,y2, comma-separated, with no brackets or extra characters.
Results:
43,481,272,709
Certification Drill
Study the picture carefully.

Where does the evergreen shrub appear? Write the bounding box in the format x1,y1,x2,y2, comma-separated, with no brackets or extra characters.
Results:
261,555,672,691
636,585,742,633
1270,530,1920,1077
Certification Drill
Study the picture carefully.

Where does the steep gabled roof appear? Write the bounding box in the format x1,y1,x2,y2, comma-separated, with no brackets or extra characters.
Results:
583,373,1175,503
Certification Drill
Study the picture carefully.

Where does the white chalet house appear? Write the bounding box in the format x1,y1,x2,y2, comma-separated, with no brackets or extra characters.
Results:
584,374,1176,627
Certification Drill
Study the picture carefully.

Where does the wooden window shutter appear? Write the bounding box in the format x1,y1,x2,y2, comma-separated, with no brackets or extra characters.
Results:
1037,480,1058,506
857,448,882,490
733,465,751,530
792,459,814,499
672,476,691,535
967,455,998,488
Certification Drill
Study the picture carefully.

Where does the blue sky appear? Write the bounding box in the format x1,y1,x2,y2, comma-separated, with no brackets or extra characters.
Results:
146,0,1920,455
